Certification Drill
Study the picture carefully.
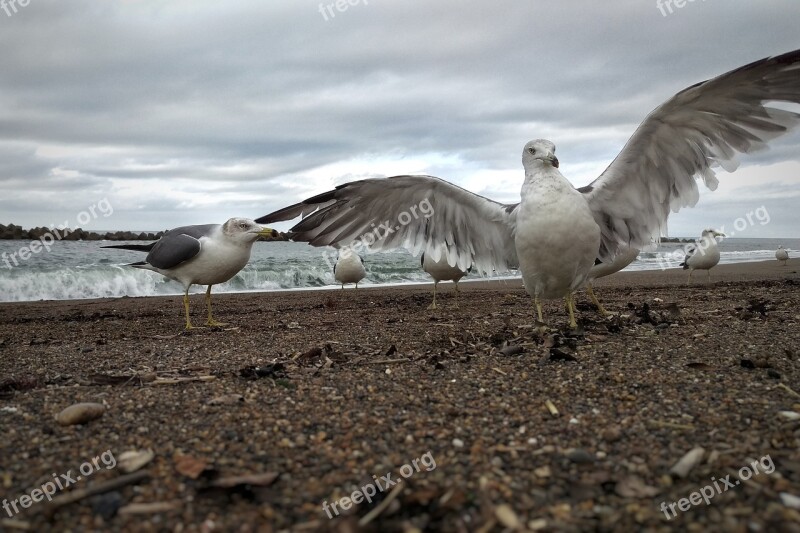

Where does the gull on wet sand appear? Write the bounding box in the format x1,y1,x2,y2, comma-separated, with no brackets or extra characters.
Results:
421,252,470,310
681,229,724,283
104,218,274,329
258,49,800,328
776,246,789,266
333,250,366,289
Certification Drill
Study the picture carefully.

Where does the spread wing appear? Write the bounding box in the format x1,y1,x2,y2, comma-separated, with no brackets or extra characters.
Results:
256,175,518,274
583,49,800,261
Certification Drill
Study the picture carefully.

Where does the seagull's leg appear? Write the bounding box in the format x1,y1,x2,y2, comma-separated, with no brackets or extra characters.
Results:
453,281,460,309
707,270,711,283
565,292,578,329
427,281,438,310
205,285,227,327
687,269,694,285
534,296,543,322
587,283,610,316
355,282,359,289
183,288,194,330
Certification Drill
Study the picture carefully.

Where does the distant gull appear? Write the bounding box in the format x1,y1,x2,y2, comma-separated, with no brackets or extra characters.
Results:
258,49,800,327
104,218,274,329
681,229,724,283
585,247,640,315
421,252,470,310
776,245,789,265
333,250,366,289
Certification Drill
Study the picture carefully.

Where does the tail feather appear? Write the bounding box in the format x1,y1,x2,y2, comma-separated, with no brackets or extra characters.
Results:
102,243,156,252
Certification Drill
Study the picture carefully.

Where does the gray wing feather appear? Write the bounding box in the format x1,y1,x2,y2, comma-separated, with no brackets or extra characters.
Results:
145,225,218,269
583,49,800,261
257,175,518,274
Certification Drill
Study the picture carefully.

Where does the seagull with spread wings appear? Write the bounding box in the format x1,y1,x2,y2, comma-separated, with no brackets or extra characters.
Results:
258,50,800,327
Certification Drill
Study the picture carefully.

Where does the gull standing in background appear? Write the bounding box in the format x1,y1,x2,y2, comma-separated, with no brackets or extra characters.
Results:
258,50,800,328
104,218,275,329
333,250,366,289
776,245,789,266
680,229,725,283
421,252,470,310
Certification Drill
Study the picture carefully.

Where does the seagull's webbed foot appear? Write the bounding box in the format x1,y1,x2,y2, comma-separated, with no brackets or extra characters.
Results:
587,284,611,317
206,319,228,328
427,302,438,310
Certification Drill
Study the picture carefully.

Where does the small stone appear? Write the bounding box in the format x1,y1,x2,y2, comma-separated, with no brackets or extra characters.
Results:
670,447,705,479
495,504,522,529
91,491,122,520
779,411,800,421
566,448,594,464
208,394,244,406
452,438,464,448
780,492,800,510
55,402,106,426
118,449,154,474
534,465,552,478
602,426,622,442
767,369,781,380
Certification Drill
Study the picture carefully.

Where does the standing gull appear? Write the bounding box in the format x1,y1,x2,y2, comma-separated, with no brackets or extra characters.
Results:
421,252,471,310
776,245,789,266
104,218,274,329
333,250,366,289
681,229,725,283
257,49,800,327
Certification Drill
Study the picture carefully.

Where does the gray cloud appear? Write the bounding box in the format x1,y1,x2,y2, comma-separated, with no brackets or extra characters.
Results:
0,0,798,236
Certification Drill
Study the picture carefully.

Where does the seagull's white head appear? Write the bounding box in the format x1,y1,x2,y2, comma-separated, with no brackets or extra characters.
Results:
701,228,725,239
222,217,276,244
522,139,559,170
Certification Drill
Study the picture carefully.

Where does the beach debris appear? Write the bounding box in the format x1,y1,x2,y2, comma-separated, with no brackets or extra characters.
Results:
500,344,524,356
670,447,705,478
118,449,155,474
778,383,800,398
385,344,397,356
767,369,781,380
118,501,181,515
780,492,800,510
55,402,106,426
207,471,279,489
534,465,552,478
549,348,577,362
494,504,523,529
491,367,508,376
779,411,800,421
208,394,245,406
0,519,32,530
647,420,695,431
565,448,594,464
45,471,149,518
528,518,548,531
615,476,661,498
0,375,40,399
452,438,465,448
358,481,403,527
174,454,209,479
239,362,288,379
90,491,122,520
544,400,559,417
686,362,714,371
88,372,156,386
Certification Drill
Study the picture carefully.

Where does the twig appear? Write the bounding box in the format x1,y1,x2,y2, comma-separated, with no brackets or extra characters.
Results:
778,383,800,398
363,358,410,365
544,400,559,417
358,480,404,527
0,519,31,531
491,367,508,376
149,376,215,385
647,420,695,431
45,471,149,517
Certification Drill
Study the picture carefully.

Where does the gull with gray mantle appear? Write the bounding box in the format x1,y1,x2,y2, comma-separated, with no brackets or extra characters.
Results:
258,50,800,328
104,218,275,329
333,250,366,289
421,252,471,310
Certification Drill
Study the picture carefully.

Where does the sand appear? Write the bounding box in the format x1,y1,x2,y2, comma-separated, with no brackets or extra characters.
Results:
1,259,799,532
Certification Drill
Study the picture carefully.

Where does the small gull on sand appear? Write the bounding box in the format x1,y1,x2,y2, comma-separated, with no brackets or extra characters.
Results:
776,245,789,266
333,250,366,289
421,252,471,310
681,229,725,283
104,217,274,329
258,49,800,327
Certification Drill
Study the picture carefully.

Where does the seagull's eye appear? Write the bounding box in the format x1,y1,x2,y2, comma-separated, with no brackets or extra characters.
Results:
240,223,248,229
528,148,535,154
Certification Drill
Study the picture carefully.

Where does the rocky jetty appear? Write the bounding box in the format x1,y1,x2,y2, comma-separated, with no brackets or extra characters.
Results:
0,223,288,242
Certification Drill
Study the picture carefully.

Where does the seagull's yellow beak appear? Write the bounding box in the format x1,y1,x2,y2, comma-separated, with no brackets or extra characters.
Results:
256,227,277,238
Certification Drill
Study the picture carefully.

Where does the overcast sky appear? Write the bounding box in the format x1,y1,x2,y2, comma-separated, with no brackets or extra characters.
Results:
1,0,798,237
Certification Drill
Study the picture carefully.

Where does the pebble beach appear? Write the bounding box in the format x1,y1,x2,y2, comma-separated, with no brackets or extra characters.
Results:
1,259,799,531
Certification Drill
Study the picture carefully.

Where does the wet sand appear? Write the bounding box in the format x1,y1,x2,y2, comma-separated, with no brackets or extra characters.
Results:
1,259,799,531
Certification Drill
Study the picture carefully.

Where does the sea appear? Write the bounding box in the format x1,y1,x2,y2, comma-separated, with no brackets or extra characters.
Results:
0,238,797,303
